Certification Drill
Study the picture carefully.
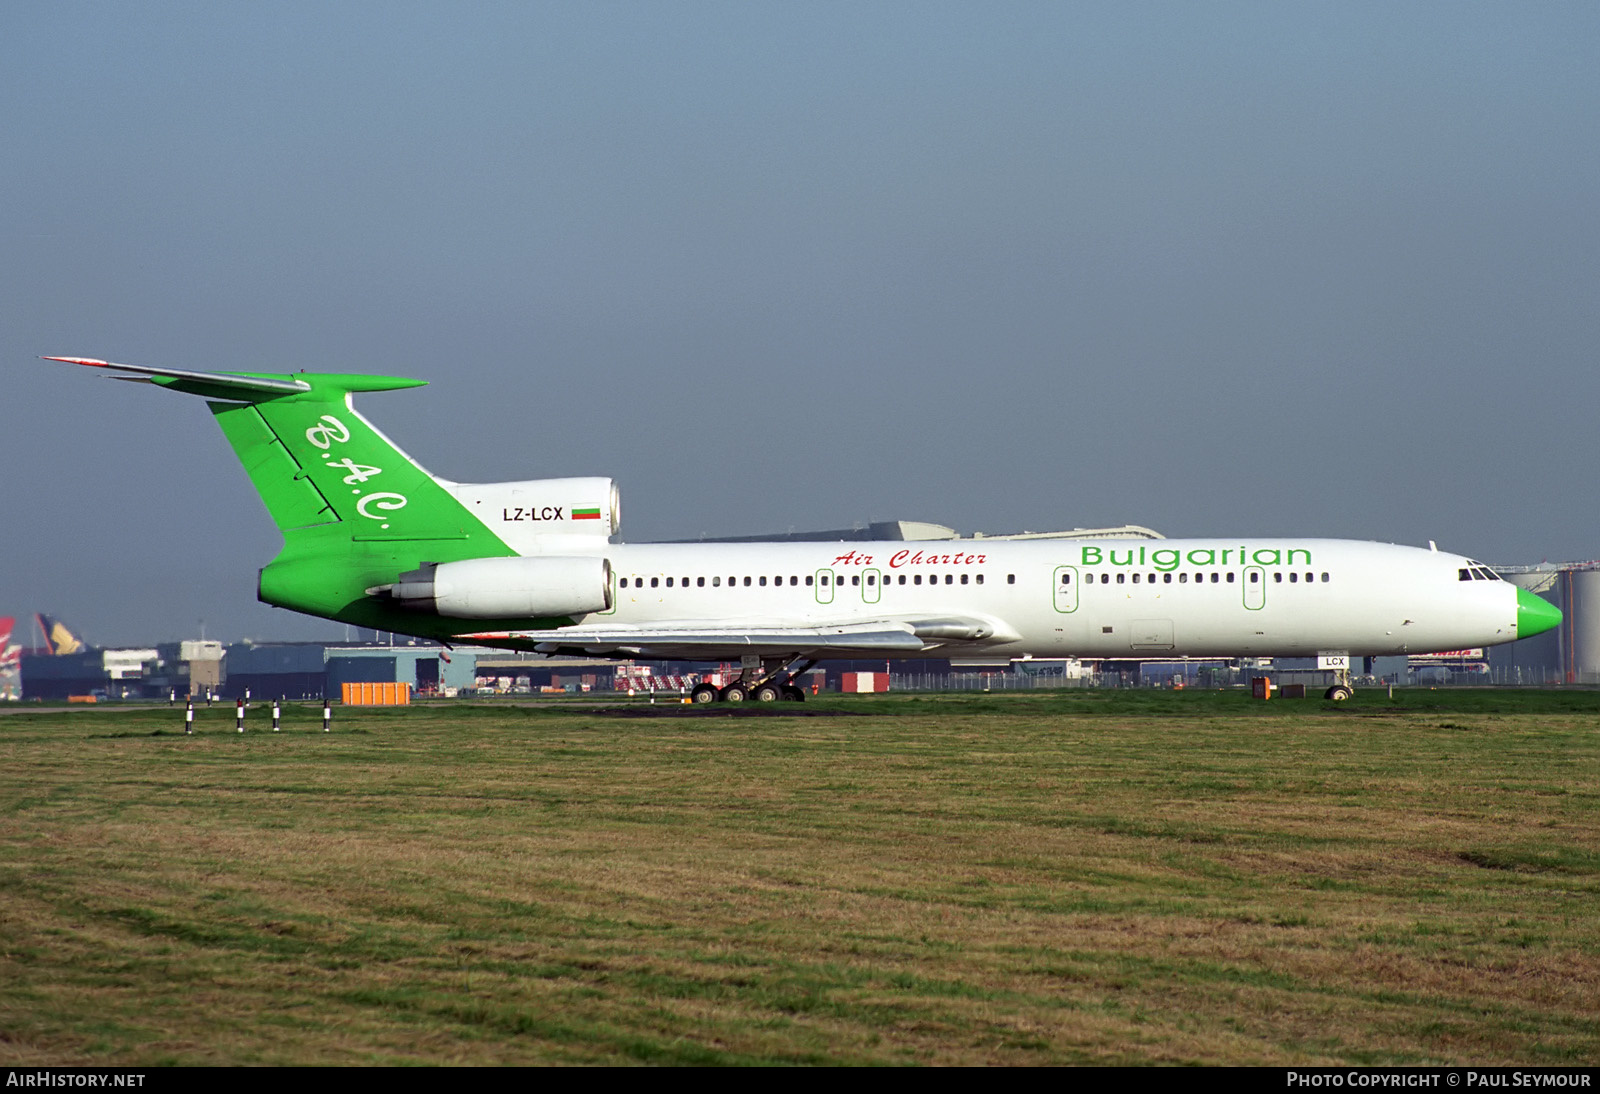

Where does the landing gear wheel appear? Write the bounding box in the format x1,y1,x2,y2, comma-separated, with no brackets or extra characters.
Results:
781,685,805,702
1324,685,1353,701
753,683,782,703
691,683,720,704
720,684,748,703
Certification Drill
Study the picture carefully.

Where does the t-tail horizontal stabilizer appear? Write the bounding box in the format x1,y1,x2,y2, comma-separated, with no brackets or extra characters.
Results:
41,356,312,395
40,356,431,401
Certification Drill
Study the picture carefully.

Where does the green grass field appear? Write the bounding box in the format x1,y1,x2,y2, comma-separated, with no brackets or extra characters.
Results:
2,689,1597,1065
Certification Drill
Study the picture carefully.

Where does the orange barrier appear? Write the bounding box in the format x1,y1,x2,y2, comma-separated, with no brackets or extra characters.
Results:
341,682,411,706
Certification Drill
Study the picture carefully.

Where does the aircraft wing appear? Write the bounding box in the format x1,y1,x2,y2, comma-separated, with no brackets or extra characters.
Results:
461,615,1009,659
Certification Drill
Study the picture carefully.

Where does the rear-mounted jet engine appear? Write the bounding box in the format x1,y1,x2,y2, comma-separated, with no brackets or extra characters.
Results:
381,556,613,618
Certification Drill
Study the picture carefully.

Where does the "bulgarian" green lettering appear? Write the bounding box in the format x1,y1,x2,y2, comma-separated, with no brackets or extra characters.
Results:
1080,545,1313,568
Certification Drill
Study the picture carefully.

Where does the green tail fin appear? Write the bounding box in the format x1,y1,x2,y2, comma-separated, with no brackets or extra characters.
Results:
191,374,517,627
40,358,519,633
199,373,484,543
42,356,544,633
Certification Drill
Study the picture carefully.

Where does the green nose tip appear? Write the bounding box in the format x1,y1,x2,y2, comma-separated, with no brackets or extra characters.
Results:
1516,588,1562,639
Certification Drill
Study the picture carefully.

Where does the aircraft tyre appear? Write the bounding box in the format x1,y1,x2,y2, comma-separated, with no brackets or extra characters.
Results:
691,683,720,704
753,683,782,703
782,685,805,702
720,684,748,703
1324,685,1354,701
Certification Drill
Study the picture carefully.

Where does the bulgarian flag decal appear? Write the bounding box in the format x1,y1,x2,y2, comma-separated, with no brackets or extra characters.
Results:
573,507,603,521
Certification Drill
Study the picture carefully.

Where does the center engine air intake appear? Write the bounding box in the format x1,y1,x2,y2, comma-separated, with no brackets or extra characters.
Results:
389,556,612,618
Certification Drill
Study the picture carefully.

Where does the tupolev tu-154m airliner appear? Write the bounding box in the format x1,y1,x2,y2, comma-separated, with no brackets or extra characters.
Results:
41,357,1562,702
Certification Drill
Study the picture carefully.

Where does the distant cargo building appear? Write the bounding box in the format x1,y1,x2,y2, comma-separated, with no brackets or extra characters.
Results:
222,642,327,699
221,641,477,699
23,641,221,700
18,649,118,700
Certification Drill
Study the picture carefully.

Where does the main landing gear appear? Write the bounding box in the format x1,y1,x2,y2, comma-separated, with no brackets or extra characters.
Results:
690,656,816,703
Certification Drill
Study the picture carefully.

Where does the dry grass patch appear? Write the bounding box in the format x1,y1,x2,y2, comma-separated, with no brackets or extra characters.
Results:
1,692,1597,1064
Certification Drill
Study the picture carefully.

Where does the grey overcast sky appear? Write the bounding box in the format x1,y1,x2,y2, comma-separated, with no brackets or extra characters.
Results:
2,2,1596,646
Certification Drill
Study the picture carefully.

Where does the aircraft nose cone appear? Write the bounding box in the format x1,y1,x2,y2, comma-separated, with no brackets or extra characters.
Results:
1516,588,1562,639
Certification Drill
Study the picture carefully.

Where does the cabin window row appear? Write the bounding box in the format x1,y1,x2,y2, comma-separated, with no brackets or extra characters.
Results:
617,573,995,589
1070,571,1332,585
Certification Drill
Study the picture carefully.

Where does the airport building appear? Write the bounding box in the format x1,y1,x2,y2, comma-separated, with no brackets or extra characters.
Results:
1490,562,1600,684
19,640,477,701
218,642,482,699
20,640,221,701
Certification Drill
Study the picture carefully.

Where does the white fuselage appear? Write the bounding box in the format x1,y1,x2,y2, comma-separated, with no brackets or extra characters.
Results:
588,537,1521,659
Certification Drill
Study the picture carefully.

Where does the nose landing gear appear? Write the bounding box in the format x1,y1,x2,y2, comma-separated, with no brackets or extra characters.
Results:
1324,665,1355,701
